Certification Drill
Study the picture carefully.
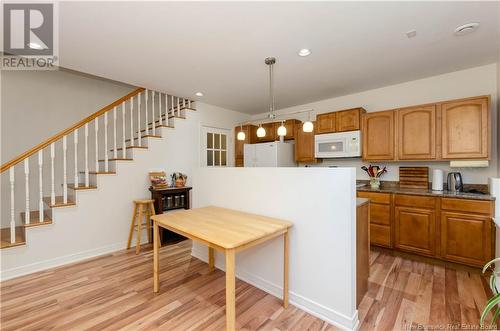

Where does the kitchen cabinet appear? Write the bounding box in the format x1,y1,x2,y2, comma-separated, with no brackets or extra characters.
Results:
336,108,366,132
440,198,494,267
362,110,395,161
356,200,369,307
255,123,276,143
275,119,301,141
316,112,336,134
294,121,318,163
441,96,490,159
234,125,256,167
356,191,392,247
397,105,436,160
394,195,437,257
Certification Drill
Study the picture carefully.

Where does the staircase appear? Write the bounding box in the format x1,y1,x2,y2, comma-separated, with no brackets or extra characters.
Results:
0,88,195,249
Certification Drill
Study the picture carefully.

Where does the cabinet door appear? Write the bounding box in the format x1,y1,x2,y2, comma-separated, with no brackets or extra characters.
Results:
440,211,493,267
395,206,436,256
336,108,364,132
294,121,317,163
441,97,489,159
316,113,336,134
362,110,395,160
255,123,276,142
234,125,255,161
397,105,436,160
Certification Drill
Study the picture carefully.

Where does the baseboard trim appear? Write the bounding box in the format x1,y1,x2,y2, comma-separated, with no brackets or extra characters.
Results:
191,246,359,331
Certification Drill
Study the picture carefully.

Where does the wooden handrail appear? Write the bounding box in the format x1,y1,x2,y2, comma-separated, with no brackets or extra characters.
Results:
1,87,145,173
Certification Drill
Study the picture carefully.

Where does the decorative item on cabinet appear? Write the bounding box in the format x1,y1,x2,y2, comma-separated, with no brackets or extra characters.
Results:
170,172,187,187
361,165,387,189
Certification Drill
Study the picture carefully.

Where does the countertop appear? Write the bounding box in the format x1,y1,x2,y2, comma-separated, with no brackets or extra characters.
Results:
356,198,370,207
357,181,495,201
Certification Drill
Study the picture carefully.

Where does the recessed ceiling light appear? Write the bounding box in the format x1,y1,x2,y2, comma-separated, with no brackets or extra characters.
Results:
298,49,311,57
28,42,43,49
195,92,204,97
406,30,417,38
454,23,480,36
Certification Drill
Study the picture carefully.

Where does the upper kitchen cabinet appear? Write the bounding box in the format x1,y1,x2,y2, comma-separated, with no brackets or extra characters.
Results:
362,110,395,161
277,119,301,140
316,112,336,134
441,96,490,159
255,122,276,143
397,105,436,160
336,108,366,132
294,121,318,163
234,124,256,167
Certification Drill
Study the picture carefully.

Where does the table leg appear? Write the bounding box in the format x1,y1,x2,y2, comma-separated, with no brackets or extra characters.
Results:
153,220,160,293
208,247,215,271
283,230,289,308
225,248,236,331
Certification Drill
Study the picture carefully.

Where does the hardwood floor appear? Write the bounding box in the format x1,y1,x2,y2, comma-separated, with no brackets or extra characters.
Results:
0,241,493,330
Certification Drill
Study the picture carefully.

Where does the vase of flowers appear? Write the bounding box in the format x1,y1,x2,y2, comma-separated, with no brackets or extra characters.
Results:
171,172,187,187
361,165,387,189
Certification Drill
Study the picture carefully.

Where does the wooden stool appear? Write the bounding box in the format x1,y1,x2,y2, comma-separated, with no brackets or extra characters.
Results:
127,199,156,254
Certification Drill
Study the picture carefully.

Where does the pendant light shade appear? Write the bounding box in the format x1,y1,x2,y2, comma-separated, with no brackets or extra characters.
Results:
256,125,266,138
303,110,314,132
277,121,287,136
237,125,246,141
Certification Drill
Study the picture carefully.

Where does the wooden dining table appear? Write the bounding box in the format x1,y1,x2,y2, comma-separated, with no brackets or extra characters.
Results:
151,206,292,331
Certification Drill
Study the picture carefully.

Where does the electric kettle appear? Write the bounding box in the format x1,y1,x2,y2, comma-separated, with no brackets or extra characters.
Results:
447,172,463,192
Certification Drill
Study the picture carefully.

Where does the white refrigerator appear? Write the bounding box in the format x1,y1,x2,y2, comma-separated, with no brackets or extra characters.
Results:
243,142,296,167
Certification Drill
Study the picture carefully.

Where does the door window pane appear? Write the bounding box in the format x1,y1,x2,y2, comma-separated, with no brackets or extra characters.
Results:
207,150,214,166
214,134,221,149
221,151,227,166
214,151,221,166
221,135,227,149
207,133,213,148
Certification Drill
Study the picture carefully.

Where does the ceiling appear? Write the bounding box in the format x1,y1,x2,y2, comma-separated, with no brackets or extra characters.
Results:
59,1,500,114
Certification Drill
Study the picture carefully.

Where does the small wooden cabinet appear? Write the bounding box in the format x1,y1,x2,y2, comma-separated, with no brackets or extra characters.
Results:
336,108,365,132
361,110,395,161
356,191,392,248
234,125,256,167
294,121,317,163
316,112,336,134
255,123,276,143
397,105,436,160
441,96,490,159
277,119,301,140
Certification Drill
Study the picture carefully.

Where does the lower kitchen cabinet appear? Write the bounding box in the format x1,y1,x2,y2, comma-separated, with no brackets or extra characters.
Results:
357,191,392,248
394,206,436,256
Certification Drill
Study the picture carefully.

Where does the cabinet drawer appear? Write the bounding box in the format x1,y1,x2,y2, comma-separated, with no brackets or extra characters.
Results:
395,194,436,209
441,198,492,216
370,204,391,225
357,191,391,204
370,224,391,247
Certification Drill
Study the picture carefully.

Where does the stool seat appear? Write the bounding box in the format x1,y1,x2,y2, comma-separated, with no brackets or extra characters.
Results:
127,199,157,254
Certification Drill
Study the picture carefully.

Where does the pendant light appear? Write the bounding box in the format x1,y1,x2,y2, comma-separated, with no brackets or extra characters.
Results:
277,120,287,137
256,124,266,138
237,124,246,141
303,110,314,133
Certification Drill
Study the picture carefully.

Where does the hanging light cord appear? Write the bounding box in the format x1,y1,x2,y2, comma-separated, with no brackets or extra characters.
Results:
269,61,275,115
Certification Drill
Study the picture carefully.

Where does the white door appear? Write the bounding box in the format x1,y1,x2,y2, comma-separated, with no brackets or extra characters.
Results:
201,126,231,167
243,144,255,167
254,142,277,167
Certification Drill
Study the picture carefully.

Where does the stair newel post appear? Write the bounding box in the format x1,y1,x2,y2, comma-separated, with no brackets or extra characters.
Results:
73,130,78,188
9,167,15,243
50,143,55,205
152,91,156,135
122,101,126,159
113,106,117,159
104,112,109,172
145,89,149,135
94,118,99,173
38,150,43,223
129,96,134,147
24,159,30,225
63,135,68,204
137,93,141,147
84,123,89,187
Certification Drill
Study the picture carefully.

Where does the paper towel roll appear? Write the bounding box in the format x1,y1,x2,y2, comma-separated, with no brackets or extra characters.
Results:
432,169,444,191
488,177,500,226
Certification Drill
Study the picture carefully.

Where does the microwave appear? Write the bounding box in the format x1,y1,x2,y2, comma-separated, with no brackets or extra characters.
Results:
314,131,361,158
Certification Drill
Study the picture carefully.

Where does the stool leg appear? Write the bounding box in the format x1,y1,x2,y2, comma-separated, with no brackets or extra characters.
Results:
127,204,138,250
146,210,152,244
136,204,143,254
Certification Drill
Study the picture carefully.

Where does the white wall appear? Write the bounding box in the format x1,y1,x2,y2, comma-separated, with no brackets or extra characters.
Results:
252,64,499,184
0,104,249,279
191,167,358,330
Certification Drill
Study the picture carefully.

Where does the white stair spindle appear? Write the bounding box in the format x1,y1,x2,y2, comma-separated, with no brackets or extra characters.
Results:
63,135,68,204
183,98,186,110
137,94,141,146
145,89,149,135
94,118,99,172
50,143,55,205
170,95,174,117
129,96,134,147
84,123,89,186
177,97,180,117
159,93,164,126
104,112,109,172
38,151,43,222
9,167,15,243
24,159,30,225
152,91,156,135
188,99,191,109
113,106,117,159
73,130,78,188
122,101,126,159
